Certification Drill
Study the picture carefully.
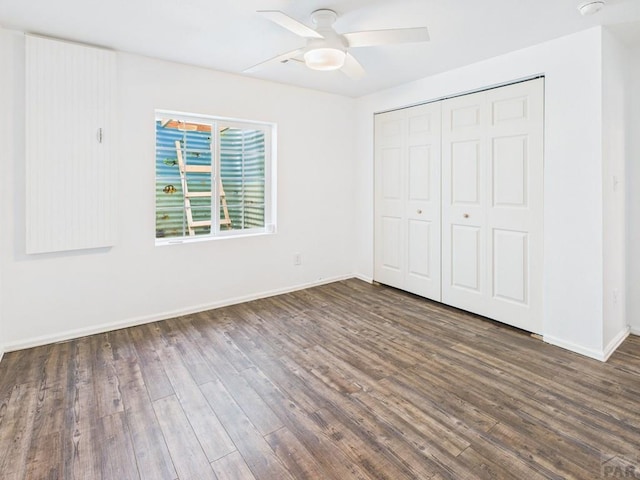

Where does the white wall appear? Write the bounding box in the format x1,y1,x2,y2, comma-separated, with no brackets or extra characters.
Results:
601,28,629,350
0,28,358,350
0,30,12,361
355,27,618,359
628,43,640,335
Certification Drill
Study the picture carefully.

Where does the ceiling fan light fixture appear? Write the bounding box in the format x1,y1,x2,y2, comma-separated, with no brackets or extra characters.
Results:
304,47,346,71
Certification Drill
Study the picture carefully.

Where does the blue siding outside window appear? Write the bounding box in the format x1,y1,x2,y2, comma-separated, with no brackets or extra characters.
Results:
220,128,265,230
155,112,273,241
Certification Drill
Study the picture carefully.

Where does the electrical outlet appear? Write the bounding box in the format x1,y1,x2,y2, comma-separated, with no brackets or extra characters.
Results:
293,253,302,266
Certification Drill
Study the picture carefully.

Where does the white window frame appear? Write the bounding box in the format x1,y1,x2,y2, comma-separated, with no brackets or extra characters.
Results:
155,109,277,245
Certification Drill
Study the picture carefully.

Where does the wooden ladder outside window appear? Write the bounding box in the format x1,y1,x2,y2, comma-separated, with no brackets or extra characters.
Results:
175,140,231,236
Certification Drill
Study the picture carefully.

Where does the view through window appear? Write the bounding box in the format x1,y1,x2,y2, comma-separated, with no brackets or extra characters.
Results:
155,112,274,241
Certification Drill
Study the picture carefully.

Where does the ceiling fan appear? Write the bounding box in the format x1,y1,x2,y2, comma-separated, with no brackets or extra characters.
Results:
244,9,430,79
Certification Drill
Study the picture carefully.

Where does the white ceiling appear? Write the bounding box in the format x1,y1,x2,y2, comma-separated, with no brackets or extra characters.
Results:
1,0,639,97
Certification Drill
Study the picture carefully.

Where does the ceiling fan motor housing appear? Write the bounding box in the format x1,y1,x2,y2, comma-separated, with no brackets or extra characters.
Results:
307,9,348,52
311,9,338,27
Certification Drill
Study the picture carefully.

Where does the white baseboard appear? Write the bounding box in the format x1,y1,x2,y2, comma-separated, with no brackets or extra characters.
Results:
602,326,631,361
0,345,5,364
7,273,630,363
353,273,374,284
543,335,607,361
3,274,357,353
544,326,630,362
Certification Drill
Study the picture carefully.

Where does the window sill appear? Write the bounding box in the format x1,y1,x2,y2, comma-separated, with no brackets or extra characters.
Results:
155,228,275,247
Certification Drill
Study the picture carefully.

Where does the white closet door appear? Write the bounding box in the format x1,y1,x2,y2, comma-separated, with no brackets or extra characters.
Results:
374,102,441,300
441,78,543,333
26,35,116,254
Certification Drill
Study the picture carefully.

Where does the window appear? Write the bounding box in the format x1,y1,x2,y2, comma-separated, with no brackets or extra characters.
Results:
155,111,275,242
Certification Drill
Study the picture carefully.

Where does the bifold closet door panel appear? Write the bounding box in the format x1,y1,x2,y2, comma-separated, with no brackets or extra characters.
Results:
485,79,544,333
26,35,117,254
405,103,441,299
374,102,442,300
441,78,544,334
375,109,405,289
441,90,488,315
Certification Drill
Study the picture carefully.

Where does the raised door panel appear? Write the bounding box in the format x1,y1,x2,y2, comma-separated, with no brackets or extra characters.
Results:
492,95,529,126
381,147,403,201
492,135,528,208
408,145,431,202
451,141,481,205
451,225,482,292
450,104,482,131
381,217,402,271
408,219,432,280
492,229,528,305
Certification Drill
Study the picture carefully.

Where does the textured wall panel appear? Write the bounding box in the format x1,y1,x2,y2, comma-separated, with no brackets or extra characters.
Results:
26,35,116,254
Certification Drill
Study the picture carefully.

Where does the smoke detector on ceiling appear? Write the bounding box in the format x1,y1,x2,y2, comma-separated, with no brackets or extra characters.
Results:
578,1,605,16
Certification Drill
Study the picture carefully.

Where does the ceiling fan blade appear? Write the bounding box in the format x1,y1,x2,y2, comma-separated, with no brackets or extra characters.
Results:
243,48,305,73
258,10,324,39
344,27,429,48
341,53,366,79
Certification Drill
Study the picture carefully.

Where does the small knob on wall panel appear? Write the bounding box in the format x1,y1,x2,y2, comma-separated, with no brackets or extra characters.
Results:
463,213,469,218
417,209,422,214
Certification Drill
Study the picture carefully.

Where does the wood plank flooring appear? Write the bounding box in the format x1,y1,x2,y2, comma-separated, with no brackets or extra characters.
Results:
1,279,639,479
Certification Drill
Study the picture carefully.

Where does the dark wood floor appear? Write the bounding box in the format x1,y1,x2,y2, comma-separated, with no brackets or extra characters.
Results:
1,279,639,479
